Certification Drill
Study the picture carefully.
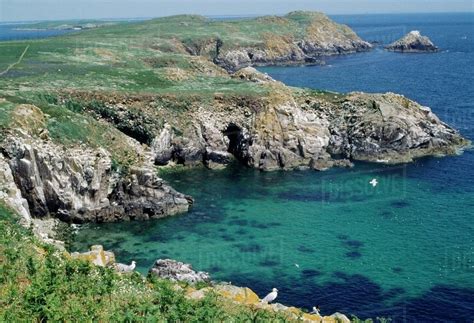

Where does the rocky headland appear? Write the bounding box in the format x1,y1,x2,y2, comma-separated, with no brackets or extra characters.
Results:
385,30,439,52
212,11,372,71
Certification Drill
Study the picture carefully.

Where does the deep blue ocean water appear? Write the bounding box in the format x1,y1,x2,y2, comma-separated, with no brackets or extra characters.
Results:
12,13,471,321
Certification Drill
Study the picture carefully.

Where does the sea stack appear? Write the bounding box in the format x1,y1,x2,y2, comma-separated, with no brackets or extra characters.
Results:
385,30,438,52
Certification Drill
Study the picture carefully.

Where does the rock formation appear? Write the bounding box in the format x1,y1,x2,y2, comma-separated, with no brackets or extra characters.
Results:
214,12,372,71
145,71,468,171
0,104,193,224
149,259,211,284
70,245,116,267
385,30,438,52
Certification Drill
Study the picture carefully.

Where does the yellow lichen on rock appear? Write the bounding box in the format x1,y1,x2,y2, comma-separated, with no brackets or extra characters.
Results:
10,104,47,137
262,33,295,58
215,285,260,304
70,245,115,267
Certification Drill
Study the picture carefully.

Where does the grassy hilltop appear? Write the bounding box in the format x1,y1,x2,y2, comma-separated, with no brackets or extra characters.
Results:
0,11,366,94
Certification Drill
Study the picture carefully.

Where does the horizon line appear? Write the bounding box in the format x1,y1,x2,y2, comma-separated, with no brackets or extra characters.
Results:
1,10,473,24
0,9,474,24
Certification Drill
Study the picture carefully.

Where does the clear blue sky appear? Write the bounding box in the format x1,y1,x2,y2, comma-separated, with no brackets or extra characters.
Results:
1,0,473,22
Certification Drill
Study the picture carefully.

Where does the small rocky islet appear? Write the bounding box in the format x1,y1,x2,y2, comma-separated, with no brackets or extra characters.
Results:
385,30,439,52
0,11,469,320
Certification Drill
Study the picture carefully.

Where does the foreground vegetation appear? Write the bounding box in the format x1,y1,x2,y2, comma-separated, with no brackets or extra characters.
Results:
0,203,295,321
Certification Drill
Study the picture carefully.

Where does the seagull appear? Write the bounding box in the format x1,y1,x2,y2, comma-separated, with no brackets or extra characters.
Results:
295,263,300,268
369,178,378,187
260,288,278,303
114,260,136,273
311,306,321,315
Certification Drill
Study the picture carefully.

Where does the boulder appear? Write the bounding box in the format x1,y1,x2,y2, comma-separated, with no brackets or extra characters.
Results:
149,259,210,284
70,245,115,267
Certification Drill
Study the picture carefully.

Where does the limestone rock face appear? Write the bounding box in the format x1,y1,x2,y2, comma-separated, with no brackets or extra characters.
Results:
1,134,192,223
149,259,210,284
385,31,438,52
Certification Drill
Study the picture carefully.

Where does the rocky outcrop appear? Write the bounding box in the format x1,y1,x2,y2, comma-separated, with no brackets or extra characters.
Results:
213,12,372,71
0,129,192,223
385,31,438,53
187,284,351,322
148,73,468,171
149,259,211,284
0,154,31,226
324,92,466,162
70,245,116,267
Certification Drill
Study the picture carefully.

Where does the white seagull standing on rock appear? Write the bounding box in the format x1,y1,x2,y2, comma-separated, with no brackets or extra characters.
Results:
369,178,378,187
311,306,321,315
114,260,136,273
261,288,278,303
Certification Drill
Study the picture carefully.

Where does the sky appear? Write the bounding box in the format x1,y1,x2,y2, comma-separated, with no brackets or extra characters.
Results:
1,0,473,22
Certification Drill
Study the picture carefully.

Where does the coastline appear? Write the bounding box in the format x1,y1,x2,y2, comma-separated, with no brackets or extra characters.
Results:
0,11,472,321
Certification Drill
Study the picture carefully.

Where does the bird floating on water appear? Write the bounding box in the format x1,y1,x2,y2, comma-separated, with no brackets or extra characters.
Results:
369,178,378,187
295,263,300,268
114,260,136,273
261,288,278,303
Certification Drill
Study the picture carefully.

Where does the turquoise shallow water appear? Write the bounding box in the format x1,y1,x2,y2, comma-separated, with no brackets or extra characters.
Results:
72,159,474,320
72,13,474,321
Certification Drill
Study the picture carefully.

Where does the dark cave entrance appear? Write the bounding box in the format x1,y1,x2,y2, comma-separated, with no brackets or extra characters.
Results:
223,123,249,164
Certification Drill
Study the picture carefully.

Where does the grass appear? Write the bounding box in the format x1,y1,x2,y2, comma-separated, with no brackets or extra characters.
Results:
0,202,294,321
0,11,345,98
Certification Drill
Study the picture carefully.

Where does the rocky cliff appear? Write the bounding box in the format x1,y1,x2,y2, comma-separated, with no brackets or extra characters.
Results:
140,69,468,171
0,104,192,224
385,30,438,53
213,12,372,71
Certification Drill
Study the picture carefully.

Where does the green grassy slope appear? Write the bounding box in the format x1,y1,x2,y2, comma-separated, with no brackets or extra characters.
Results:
0,11,361,96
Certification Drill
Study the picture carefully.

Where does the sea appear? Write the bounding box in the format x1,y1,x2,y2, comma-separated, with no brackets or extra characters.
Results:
0,22,74,41
2,13,473,322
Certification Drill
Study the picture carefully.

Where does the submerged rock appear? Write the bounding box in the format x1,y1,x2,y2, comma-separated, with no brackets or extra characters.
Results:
149,259,211,284
385,31,438,52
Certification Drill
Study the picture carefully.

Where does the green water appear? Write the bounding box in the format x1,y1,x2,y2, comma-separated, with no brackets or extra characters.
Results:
72,158,474,319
